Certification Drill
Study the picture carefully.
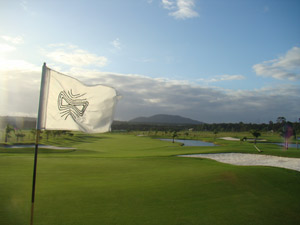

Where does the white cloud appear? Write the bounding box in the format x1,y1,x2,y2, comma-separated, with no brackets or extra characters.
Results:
111,38,121,50
0,38,39,72
253,46,300,80
0,35,24,55
1,35,24,45
1,64,298,122
162,0,199,19
145,98,162,104
162,0,176,10
43,44,108,67
0,63,41,117
0,43,16,54
198,74,245,83
47,43,77,49
0,58,39,72
171,0,199,19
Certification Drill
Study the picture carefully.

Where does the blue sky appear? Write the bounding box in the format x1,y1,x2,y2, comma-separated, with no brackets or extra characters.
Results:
0,0,299,123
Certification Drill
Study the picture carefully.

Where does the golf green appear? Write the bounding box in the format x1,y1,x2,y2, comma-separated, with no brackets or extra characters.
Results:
1,133,300,225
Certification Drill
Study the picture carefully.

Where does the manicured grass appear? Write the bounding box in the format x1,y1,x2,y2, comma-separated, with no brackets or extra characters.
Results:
1,133,300,225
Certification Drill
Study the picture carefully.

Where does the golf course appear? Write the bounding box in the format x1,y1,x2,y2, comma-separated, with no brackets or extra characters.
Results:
1,131,300,225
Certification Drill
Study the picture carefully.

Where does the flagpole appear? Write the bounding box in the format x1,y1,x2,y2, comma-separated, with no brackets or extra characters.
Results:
30,130,40,225
30,63,47,225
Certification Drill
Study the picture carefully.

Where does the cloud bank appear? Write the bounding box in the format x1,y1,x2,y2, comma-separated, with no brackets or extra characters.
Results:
79,71,299,123
253,46,300,80
1,66,298,123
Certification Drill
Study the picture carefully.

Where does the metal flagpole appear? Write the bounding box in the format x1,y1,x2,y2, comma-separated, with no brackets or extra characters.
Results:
30,130,40,225
30,63,47,225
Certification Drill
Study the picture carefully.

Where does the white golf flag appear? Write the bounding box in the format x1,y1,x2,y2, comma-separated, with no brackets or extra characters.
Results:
37,63,119,133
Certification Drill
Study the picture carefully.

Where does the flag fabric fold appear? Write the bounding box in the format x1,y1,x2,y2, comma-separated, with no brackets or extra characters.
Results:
37,64,119,133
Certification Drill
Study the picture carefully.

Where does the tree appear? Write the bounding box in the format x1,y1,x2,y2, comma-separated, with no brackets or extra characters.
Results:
172,131,178,143
268,120,274,131
213,129,219,140
15,129,25,142
281,122,293,150
5,124,14,143
53,130,63,138
276,117,286,124
250,130,261,145
45,130,52,141
293,129,298,150
31,129,36,140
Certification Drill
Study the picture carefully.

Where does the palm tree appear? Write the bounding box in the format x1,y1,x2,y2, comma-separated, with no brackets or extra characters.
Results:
172,131,178,143
5,124,14,143
250,130,262,152
15,129,25,142
276,116,286,124
250,130,261,145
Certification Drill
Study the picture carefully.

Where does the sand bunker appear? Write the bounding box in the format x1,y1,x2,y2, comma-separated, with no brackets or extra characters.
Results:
219,137,240,141
219,137,267,141
179,153,300,172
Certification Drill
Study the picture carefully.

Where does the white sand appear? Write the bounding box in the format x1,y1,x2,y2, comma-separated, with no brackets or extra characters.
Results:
219,137,267,141
219,137,240,141
178,153,300,172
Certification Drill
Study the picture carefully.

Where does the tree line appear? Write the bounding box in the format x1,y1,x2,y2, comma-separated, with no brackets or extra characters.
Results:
2,126,74,143
112,117,299,134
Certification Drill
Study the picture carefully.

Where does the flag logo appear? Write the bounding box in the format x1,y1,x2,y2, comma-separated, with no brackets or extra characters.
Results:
57,90,89,121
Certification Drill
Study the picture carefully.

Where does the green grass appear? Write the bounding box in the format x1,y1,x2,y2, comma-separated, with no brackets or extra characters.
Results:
1,132,300,225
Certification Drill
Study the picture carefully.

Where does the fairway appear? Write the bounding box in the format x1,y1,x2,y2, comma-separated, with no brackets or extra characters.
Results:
1,133,300,225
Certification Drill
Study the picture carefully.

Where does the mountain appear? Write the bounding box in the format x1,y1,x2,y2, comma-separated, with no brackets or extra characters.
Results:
129,114,203,125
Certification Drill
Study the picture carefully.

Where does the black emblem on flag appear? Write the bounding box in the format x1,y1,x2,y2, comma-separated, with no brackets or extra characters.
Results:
57,90,89,120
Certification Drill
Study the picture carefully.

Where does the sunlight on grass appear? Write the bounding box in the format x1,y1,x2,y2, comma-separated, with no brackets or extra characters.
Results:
0,132,300,225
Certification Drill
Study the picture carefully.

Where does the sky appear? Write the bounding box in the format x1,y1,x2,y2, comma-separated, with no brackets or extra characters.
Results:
0,0,299,123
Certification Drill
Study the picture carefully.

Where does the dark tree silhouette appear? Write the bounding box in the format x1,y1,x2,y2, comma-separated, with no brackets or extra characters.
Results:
250,130,261,145
276,117,286,124
5,124,14,143
15,129,25,142
172,131,178,143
